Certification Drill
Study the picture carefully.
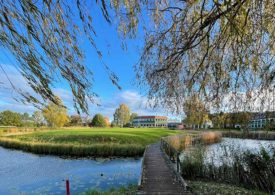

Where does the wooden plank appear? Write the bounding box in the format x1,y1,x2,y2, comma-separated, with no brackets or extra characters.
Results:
138,143,192,195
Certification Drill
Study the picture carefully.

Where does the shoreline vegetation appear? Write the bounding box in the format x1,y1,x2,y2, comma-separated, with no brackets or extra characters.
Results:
221,130,275,140
0,127,274,194
162,132,274,194
0,127,274,157
0,127,183,157
83,184,138,195
187,180,268,195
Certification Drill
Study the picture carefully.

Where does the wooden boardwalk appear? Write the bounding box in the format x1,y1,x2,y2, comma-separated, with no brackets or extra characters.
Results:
138,143,191,195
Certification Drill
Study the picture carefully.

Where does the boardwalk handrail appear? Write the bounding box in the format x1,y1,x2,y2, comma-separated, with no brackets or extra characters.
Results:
160,134,202,174
160,138,181,173
138,145,149,188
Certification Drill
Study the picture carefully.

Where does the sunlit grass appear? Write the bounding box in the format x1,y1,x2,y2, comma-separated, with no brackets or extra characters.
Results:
83,184,138,195
0,127,184,157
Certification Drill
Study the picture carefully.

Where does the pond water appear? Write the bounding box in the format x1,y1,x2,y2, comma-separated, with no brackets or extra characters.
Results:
0,147,142,194
180,138,275,166
202,138,274,165
207,138,275,154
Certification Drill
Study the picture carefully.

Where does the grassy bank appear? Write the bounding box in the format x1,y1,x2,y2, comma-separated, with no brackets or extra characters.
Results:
83,184,137,195
187,180,267,195
0,127,183,157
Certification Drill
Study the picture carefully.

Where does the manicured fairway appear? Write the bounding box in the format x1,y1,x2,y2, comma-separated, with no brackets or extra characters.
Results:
0,127,184,157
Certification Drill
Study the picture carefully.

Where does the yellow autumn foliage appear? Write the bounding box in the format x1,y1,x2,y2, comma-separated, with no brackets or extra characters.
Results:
42,97,69,127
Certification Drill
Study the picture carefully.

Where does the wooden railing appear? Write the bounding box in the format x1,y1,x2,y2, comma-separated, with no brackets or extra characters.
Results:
160,134,202,173
160,138,181,173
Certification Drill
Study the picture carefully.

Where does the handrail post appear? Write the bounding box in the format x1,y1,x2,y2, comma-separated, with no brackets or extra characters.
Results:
176,152,180,173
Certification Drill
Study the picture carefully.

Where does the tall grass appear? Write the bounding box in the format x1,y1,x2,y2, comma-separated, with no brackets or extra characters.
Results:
0,137,145,157
180,143,275,193
222,131,275,140
201,132,222,144
164,131,222,151
166,135,192,150
162,132,274,192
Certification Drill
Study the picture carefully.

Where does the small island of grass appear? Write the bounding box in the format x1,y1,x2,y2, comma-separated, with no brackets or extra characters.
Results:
0,127,184,157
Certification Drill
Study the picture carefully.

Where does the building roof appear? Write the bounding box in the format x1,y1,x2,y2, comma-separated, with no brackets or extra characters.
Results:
134,116,168,119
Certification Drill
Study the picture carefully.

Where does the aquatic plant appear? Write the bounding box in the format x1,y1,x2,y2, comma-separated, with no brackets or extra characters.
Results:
181,143,275,193
222,131,275,140
164,131,222,151
201,132,222,144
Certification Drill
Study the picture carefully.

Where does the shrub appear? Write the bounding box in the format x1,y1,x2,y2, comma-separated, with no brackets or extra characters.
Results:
0,110,23,127
90,114,107,127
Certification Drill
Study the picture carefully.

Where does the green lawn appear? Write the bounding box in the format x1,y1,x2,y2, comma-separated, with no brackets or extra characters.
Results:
0,127,184,157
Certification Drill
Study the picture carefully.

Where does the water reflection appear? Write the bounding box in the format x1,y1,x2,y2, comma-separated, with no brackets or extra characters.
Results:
180,138,275,166
0,147,142,194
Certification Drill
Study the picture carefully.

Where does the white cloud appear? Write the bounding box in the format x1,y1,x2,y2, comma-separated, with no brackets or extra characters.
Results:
88,90,182,121
0,64,182,120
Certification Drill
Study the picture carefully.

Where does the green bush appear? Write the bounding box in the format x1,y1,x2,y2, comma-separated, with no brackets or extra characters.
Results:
90,114,107,127
0,110,23,126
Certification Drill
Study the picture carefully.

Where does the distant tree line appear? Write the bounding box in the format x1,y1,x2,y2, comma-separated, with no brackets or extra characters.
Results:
209,112,252,129
0,100,140,128
182,95,275,131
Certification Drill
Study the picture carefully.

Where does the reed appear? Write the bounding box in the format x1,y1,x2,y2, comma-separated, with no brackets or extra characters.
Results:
201,132,222,144
181,143,275,193
165,134,193,151
167,136,181,150
165,131,221,151
222,131,275,140
0,137,145,157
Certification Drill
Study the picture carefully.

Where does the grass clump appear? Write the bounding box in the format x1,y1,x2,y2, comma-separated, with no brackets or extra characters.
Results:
164,131,221,151
167,135,193,151
201,131,222,144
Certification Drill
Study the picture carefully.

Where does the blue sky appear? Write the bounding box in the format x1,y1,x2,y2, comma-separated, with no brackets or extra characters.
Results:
0,4,183,121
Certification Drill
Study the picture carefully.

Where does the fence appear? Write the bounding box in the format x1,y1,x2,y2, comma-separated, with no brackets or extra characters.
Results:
160,134,202,173
160,138,181,172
